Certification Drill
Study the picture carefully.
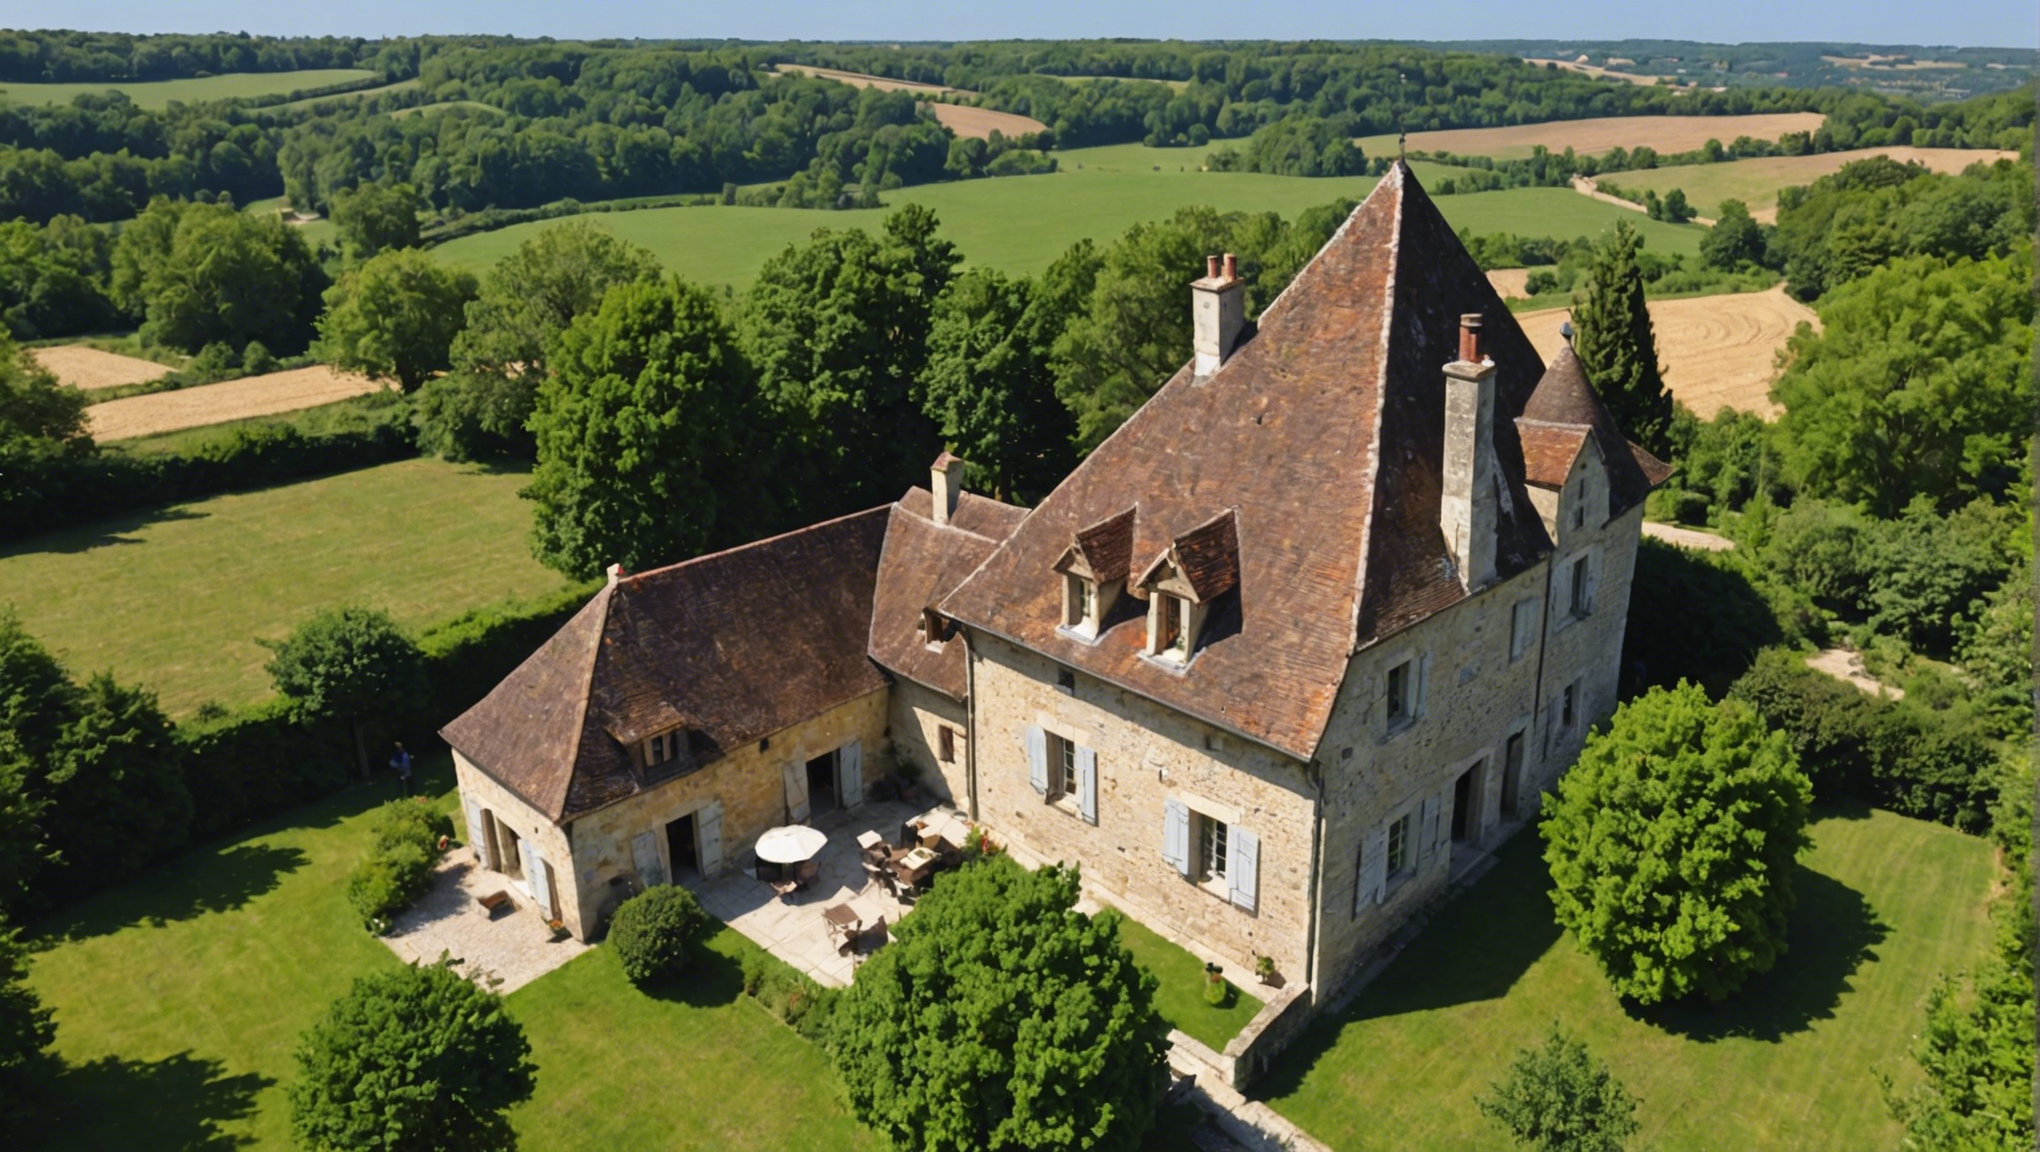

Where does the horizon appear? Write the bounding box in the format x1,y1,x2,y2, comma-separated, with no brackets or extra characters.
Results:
15,2,2035,53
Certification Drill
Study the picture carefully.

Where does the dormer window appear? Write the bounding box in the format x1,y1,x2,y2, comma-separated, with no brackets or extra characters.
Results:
1064,574,1098,633
1150,593,1189,660
922,608,948,647
1055,508,1136,644
645,730,683,768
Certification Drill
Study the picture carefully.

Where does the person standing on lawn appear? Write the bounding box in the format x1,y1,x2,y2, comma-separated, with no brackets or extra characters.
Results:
390,742,413,796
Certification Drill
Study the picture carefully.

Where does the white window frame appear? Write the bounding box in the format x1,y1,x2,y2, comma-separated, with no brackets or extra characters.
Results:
1064,573,1097,634
645,730,682,768
1148,592,1192,662
1386,811,1412,880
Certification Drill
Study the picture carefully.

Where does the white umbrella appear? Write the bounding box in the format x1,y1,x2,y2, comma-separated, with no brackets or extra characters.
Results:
755,824,829,864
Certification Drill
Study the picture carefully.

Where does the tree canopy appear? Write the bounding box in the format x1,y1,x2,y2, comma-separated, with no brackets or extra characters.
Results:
918,265,1078,502
1541,682,1812,1005
525,276,759,579
289,959,537,1152
108,198,325,355
1476,1024,1640,1152
330,182,422,262
1570,221,1674,457
315,248,478,392
831,857,1168,1152
263,605,426,778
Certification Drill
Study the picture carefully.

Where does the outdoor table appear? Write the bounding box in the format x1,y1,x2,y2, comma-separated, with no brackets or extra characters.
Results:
824,902,862,939
855,829,884,851
893,845,939,884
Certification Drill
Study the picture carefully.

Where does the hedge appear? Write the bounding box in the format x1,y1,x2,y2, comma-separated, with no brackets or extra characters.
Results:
0,420,418,544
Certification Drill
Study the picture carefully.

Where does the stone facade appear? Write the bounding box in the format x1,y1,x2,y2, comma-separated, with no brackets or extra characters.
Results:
968,633,1317,979
453,752,579,929
888,677,970,811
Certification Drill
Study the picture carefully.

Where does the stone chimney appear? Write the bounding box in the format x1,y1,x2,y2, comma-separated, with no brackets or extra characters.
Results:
930,452,964,526
1441,313,1498,591
1191,252,1245,377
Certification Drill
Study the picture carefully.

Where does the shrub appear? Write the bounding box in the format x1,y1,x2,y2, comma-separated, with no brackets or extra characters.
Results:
1202,975,1235,1008
608,885,712,986
1476,1024,1640,1152
739,948,838,1041
344,799,450,933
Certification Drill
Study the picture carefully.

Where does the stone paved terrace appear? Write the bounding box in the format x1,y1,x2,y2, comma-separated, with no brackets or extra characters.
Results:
385,853,591,993
694,798,939,987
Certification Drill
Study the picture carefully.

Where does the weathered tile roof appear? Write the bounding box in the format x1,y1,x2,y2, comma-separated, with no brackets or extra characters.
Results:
1516,423,1592,488
939,163,1568,762
440,507,891,822
867,489,1020,699
1520,343,1674,512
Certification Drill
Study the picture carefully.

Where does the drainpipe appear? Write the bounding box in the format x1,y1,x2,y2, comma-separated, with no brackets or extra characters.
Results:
1303,758,1324,996
961,628,981,823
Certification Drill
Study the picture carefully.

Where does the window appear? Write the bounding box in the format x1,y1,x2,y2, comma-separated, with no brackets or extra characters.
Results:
1150,592,1187,658
1055,667,1075,694
1386,812,1411,877
646,731,682,767
1572,491,1586,530
1051,733,1078,798
1569,557,1591,616
1510,599,1538,661
922,608,947,646
1199,813,1229,883
1385,658,1418,730
1561,682,1578,730
1064,574,1097,632
938,726,956,764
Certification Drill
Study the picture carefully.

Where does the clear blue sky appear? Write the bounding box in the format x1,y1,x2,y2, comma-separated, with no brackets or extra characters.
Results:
14,0,2035,51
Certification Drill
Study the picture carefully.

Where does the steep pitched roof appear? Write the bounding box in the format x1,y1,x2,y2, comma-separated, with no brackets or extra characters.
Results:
441,508,891,822
1519,343,1675,511
868,490,1020,699
939,163,1558,762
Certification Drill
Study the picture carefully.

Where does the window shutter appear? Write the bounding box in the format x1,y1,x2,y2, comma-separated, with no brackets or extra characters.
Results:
630,831,665,886
1415,654,1430,719
781,760,810,823
697,802,723,875
839,741,863,807
462,799,489,870
1077,745,1098,825
1162,798,1190,875
1419,796,1438,860
1228,826,1259,912
1360,826,1389,910
525,841,552,915
1026,725,1048,795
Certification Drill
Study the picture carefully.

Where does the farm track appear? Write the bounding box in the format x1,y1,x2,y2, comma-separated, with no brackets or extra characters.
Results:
89,365,389,441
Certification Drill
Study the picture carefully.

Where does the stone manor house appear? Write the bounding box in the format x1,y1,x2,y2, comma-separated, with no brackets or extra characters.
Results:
441,161,1670,1001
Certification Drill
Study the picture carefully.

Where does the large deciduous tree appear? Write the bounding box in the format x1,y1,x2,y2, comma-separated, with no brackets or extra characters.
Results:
1475,1024,1640,1152
329,182,422,262
0,336,89,456
109,198,326,355
918,265,1078,502
1698,198,1767,270
524,277,758,579
263,606,426,780
418,221,662,461
1571,221,1674,457
315,248,478,392
1771,250,2032,516
1541,682,1812,1005
289,959,536,1152
831,857,1169,1152
742,205,958,518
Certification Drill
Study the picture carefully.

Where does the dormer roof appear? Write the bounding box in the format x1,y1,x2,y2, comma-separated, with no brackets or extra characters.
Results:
1056,507,1138,583
940,162,1559,761
1135,509,1239,602
1519,343,1674,513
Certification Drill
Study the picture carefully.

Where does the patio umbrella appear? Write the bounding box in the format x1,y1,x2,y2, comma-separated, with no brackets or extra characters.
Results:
755,824,829,864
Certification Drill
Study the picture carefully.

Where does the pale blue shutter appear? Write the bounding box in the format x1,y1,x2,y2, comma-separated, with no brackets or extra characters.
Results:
697,802,723,875
782,760,810,823
524,841,552,918
1076,746,1098,826
1026,725,1048,795
1359,826,1389,911
1419,796,1438,861
1161,798,1190,876
1227,826,1259,912
462,798,489,870
631,830,666,886
839,741,863,808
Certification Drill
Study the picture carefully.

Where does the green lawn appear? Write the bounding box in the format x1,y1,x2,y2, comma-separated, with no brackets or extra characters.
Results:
0,457,571,716
1115,915,1263,1051
0,69,377,109
433,160,1700,288
1259,806,1997,1151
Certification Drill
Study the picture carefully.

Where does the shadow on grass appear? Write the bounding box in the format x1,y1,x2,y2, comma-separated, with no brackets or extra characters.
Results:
32,841,309,946
1625,864,1888,1043
646,939,748,1009
37,1050,272,1151
0,505,209,557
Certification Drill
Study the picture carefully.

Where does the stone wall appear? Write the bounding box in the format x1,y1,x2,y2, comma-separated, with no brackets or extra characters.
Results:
452,752,580,931
1307,561,1553,993
456,689,890,942
888,677,970,813
968,633,1317,979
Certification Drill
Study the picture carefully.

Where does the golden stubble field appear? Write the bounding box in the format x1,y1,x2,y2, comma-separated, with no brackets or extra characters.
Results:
766,64,1047,140
1361,112,1828,161
29,345,172,390
1515,285,1820,419
87,365,390,441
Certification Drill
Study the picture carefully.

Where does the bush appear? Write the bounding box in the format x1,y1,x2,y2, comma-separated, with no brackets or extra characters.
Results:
1202,975,1235,1008
739,948,838,1041
1476,1024,1640,1152
344,799,450,933
608,885,712,986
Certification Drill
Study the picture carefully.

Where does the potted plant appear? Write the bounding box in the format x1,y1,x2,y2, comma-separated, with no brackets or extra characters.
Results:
896,759,925,803
545,918,570,943
1202,963,1233,1008
1254,954,1277,984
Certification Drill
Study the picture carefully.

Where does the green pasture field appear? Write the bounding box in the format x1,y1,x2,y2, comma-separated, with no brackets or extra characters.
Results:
0,457,571,716
433,157,1698,288
1261,806,1998,1151
0,69,377,109
271,77,418,111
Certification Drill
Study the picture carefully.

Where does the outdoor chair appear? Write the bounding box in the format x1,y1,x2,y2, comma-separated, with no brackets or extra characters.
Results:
853,916,889,965
792,859,820,890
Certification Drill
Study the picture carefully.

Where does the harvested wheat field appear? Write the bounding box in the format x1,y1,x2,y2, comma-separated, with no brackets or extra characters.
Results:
1593,146,2020,222
88,365,388,441
1523,58,1676,87
1361,112,1826,162
1515,285,1819,419
29,345,172,390
1485,269,1533,299
931,103,1049,140
767,64,963,95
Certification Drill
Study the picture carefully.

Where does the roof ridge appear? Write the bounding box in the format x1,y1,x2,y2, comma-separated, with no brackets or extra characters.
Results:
622,503,892,586
1343,163,1406,660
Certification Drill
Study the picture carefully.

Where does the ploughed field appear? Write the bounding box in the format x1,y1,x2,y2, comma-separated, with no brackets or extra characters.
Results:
1516,284,1819,419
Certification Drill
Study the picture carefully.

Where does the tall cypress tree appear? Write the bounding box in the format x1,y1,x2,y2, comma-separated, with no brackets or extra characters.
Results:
1572,222,1675,456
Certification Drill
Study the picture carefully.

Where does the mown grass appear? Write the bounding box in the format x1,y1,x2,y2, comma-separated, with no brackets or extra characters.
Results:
0,69,377,109
1259,806,1997,1151
0,457,571,716
24,760,453,1150
1115,914,1263,1051
434,154,1700,287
